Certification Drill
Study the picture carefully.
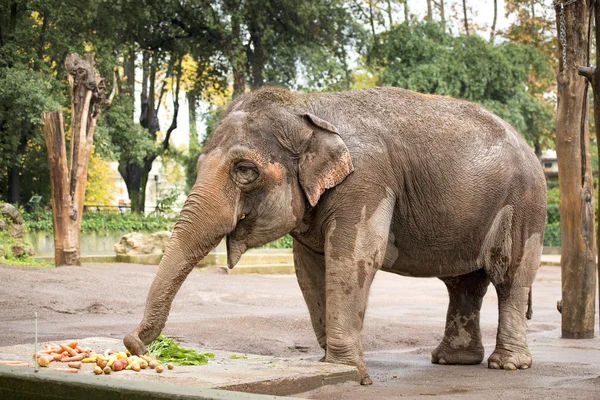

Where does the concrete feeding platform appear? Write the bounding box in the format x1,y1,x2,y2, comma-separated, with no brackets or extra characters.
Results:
0,337,358,398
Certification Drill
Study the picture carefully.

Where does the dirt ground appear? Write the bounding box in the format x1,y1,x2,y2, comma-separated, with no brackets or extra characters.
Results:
0,263,599,399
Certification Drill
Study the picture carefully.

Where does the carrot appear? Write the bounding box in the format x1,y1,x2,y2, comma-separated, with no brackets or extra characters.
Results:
66,341,78,349
53,368,78,373
75,346,85,353
61,354,84,362
51,353,63,361
36,350,55,357
67,362,82,369
60,344,77,357
0,360,25,365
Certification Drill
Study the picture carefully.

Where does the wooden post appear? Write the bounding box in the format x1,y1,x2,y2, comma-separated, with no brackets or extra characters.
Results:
578,0,600,336
555,1,596,338
42,54,114,266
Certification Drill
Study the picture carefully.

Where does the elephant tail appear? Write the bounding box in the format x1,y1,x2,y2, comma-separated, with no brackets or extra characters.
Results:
526,287,533,320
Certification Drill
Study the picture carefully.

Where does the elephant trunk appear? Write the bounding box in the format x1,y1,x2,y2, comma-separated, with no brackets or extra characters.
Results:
124,183,237,355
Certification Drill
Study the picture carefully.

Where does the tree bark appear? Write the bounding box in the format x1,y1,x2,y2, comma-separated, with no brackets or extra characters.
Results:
490,0,498,42
577,0,600,337
439,0,445,28
555,1,595,339
7,120,28,204
426,0,432,20
462,0,470,36
249,19,265,90
187,91,198,149
42,54,110,266
227,3,246,98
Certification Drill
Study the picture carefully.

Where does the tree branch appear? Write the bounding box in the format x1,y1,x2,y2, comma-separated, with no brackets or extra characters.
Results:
163,56,183,152
578,66,596,85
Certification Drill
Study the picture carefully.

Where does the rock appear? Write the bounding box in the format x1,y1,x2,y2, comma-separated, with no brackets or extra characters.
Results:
1,203,24,225
115,231,172,256
10,244,34,258
0,203,25,239
8,223,24,240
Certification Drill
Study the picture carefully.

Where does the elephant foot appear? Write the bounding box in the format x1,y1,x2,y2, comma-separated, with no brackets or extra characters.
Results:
123,331,147,356
487,349,531,370
325,354,372,385
431,341,484,365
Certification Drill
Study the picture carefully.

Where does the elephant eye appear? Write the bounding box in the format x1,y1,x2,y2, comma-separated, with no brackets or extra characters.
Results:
232,160,259,185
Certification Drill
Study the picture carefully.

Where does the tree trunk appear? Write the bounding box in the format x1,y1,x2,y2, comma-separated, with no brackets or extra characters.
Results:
555,1,595,339
386,0,393,26
490,0,497,42
404,0,409,22
228,4,246,98
42,54,111,266
439,0,445,28
187,91,198,150
123,51,160,214
426,0,432,20
250,21,265,90
7,120,28,204
462,0,470,36
577,0,600,337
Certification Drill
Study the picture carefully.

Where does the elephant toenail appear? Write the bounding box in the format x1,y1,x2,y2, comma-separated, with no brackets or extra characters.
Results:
489,361,500,369
503,362,517,370
438,359,447,365
521,364,530,369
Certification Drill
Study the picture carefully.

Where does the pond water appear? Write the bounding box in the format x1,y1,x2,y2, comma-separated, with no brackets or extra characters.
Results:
25,231,131,257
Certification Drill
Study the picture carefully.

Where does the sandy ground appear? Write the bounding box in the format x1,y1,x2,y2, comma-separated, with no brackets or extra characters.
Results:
0,263,599,399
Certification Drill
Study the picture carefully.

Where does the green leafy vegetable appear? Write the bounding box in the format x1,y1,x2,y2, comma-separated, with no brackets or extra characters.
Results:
147,335,214,365
228,354,248,359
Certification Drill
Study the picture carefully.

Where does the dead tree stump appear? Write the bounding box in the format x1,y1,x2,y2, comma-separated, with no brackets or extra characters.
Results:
42,54,114,266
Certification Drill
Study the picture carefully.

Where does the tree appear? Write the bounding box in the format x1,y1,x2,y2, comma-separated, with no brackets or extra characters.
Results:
462,0,470,36
490,0,498,41
554,0,595,339
368,20,554,151
578,0,600,337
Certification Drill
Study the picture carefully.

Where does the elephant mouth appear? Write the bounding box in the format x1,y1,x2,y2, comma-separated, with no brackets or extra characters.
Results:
226,235,248,269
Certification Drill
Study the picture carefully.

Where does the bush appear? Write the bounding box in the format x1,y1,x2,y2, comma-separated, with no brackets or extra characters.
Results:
261,234,293,249
23,210,176,233
544,222,561,247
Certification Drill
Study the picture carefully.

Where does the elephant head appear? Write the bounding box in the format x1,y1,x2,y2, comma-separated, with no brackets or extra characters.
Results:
124,88,354,355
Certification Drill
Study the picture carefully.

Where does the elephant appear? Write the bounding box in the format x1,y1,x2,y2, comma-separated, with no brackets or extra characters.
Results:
124,86,546,385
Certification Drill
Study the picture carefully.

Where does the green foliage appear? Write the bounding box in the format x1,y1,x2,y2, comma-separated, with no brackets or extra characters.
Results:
23,210,176,234
261,234,293,249
150,187,182,218
147,335,214,365
0,230,52,266
544,184,560,247
95,95,155,166
0,65,63,202
369,20,555,152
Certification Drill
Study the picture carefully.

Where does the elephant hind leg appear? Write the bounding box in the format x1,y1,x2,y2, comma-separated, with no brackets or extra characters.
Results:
488,233,542,370
432,269,490,365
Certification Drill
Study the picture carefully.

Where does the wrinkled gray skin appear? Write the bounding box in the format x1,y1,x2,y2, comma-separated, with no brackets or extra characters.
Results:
124,87,546,385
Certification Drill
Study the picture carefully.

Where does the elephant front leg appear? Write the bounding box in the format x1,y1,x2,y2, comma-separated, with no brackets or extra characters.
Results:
324,252,379,385
432,269,490,365
293,239,327,356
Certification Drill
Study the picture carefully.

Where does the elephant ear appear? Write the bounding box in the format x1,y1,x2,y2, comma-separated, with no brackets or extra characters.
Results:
299,113,354,207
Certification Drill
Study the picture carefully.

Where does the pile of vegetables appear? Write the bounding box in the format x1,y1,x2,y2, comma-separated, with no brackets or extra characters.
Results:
31,340,173,374
147,335,214,365
0,337,211,374
35,341,93,373
87,351,172,375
